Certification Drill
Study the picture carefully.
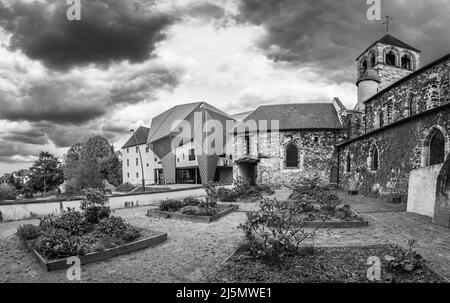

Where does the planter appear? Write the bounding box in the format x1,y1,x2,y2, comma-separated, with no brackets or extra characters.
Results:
295,219,368,228
147,204,239,223
269,210,368,229
25,231,167,272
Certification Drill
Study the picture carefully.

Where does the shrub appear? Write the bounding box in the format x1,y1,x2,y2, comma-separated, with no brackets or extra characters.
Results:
84,206,111,224
116,182,136,192
182,196,201,206
121,226,142,242
39,209,90,236
0,183,16,200
16,224,41,241
97,216,128,236
239,198,314,265
97,216,141,242
33,229,86,260
217,187,237,202
385,240,425,273
334,205,360,221
203,182,218,208
159,199,184,212
181,205,201,216
80,188,111,223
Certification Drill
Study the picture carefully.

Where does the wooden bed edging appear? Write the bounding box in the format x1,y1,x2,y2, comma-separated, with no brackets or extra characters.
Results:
25,232,168,272
147,204,239,223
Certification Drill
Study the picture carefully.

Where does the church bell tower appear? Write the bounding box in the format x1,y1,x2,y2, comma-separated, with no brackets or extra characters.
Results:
354,33,421,111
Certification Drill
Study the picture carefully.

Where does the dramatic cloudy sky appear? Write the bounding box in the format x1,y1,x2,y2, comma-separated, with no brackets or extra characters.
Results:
0,0,449,174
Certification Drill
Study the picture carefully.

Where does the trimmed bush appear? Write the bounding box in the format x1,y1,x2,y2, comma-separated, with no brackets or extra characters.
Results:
33,229,86,260
39,209,90,236
182,196,201,206
16,224,41,241
217,187,237,202
159,199,184,212
181,205,201,216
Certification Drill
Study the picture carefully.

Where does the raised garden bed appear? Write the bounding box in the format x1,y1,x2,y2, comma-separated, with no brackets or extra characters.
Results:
292,208,368,228
207,245,447,283
148,204,239,223
288,184,368,228
25,230,167,272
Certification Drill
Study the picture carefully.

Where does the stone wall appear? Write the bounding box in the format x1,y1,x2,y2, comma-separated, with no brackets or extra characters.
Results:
339,106,450,199
365,56,450,132
234,130,345,186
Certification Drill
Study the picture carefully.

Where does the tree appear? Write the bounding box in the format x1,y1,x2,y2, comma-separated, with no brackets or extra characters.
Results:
28,152,64,194
64,136,122,192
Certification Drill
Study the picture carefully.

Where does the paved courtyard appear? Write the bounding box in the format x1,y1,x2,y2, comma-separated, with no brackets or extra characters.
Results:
0,190,449,282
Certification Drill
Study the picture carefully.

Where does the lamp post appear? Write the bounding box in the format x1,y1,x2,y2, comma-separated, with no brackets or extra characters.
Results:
130,129,145,192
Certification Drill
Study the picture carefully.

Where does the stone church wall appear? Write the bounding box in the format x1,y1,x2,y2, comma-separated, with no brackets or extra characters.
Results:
234,130,346,187
339,106,450,199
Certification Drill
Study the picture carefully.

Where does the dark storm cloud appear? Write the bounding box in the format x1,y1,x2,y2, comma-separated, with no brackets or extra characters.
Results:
2,129,49,145
0,0,174,70
0,81,107,124
110,66,180,104
237,0,450,83
0,141,38,160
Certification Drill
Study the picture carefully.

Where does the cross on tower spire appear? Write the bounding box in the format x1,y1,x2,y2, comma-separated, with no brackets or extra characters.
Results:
383,16,393,33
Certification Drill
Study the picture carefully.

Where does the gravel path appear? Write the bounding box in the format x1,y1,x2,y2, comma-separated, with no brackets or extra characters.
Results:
0,206,246,283
0,190,449,282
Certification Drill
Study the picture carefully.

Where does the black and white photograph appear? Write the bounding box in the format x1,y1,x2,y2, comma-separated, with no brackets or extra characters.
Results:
0,0,449,293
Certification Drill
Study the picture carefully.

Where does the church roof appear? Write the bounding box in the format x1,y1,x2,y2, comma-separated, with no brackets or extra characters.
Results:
147,102,232,143
236,103,344,132
377,34,420,52
356,33,421,61
121,126,150,149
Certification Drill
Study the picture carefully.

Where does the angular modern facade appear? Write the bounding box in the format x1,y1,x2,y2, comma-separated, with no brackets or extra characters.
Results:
146,102,234,185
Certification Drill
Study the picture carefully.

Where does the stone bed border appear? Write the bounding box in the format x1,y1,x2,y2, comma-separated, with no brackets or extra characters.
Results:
24,231,168,272
268,210,368,229
147,204,239,223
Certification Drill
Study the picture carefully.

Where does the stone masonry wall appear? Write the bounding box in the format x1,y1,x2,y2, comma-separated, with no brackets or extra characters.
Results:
365,57,450,132
234,130,346,187
339,106,450,199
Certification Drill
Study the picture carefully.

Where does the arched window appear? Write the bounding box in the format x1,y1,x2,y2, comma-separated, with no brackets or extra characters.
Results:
369,145,379,171
430,130,445,166
386,102,393,123
385,51,396,66
346,153,351,173
379,110,384,128
401,55,412,70
409,94,418,116
361,60,368,75
421,127,448,167
370,53,376,67
286,143,299,168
